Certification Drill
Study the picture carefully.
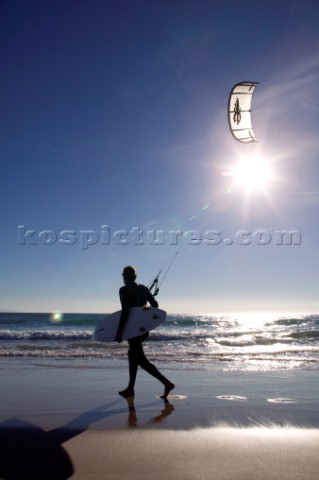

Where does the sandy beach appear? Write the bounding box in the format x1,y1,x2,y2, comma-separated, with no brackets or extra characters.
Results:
66,427,319,480
1,358,319,479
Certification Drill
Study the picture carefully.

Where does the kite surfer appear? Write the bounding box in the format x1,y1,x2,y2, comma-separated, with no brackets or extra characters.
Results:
115,265,175,399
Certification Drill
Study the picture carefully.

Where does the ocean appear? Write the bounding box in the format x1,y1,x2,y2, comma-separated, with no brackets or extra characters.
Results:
1,312,319,372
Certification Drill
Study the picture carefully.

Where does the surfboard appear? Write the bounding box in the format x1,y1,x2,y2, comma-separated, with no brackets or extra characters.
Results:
93,306,166,342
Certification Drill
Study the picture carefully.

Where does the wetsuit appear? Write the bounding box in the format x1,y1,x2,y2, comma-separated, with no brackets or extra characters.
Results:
119,281,169,389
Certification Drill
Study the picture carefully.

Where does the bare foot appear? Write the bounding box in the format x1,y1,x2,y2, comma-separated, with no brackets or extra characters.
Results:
118,388,135,398
160,382,175,399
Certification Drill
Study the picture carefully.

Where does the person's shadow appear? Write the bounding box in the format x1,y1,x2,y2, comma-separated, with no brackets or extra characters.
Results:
0,397,175,479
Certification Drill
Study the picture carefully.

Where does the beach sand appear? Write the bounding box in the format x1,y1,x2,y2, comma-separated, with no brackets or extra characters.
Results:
66,427,319,480
1,359,319,479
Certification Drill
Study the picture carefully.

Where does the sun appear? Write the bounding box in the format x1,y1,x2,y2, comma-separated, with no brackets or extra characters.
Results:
225,154,273,194
234,156,272,191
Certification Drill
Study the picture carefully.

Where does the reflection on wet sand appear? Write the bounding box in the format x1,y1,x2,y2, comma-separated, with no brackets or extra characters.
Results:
122,395,175,428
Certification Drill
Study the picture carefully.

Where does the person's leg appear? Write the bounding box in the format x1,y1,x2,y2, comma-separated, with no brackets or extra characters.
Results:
127,347,138,389
132,337,175,398
118,344,138,398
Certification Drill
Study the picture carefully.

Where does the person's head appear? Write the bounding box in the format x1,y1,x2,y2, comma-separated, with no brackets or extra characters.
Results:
122,265,137,284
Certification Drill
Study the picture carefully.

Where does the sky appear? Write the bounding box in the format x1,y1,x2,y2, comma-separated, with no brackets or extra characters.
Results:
1,0,319,314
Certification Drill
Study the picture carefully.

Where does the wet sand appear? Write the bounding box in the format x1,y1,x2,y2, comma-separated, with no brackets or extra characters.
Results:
1,359,319,478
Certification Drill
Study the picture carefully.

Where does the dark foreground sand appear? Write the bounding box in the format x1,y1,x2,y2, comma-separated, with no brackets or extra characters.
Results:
1,423,319,480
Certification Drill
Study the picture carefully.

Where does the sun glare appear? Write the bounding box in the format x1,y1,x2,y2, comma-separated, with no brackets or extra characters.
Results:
225,155,273,194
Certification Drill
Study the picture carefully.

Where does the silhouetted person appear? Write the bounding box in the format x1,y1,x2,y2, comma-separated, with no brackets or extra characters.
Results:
115,265,174,399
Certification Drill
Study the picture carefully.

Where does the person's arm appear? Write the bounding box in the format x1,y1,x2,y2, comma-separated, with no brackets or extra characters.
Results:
146,288,158,308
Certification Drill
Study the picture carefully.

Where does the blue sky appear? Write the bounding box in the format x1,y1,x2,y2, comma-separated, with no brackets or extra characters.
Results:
1,0,319,313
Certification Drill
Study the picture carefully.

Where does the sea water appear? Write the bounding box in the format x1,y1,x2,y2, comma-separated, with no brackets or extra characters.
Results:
1,312,319,372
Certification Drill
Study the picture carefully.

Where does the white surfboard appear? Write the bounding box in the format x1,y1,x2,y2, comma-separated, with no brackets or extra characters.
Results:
93,306,166,342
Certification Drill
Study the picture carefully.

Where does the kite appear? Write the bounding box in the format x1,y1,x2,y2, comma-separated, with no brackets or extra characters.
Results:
228,81,259,142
